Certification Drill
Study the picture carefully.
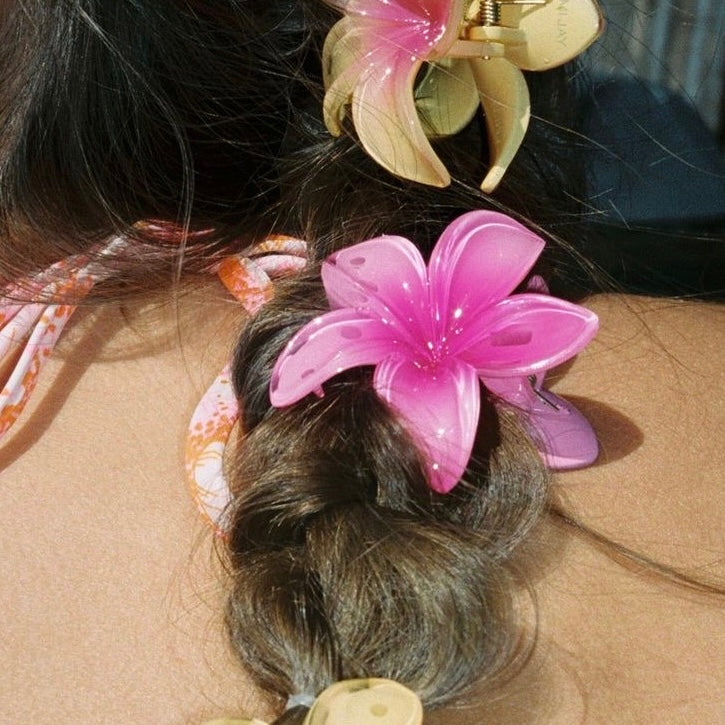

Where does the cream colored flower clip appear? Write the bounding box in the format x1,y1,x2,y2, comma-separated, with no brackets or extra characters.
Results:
323,0,603,191
303,679,423,725
203,679,423,725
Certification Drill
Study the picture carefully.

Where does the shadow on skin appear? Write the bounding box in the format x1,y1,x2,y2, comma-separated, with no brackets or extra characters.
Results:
565,395,644,466
0,306,126,472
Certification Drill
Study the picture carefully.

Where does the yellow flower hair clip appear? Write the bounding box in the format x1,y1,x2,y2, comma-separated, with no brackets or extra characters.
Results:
323,0,603,191
203,678,423,725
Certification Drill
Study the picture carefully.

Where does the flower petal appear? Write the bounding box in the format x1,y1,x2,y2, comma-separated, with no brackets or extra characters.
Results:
351,42,451,187
322,16,355,86
330,0,467,48
484,376,599,469
270,308,411,407
456,294,599,376
322,235,432,350
323,19,366,135
469,57,531,192
428,210,545,343
322,0,469,186
415,58,479,137
374,357,480,493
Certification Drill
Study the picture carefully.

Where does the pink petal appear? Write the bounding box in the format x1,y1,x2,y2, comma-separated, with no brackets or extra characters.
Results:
374,357,480,493
484,376,598,469
428,211,545,341
456,294,599,376
323,0,468,186
322,235,432,352
336,0,466,53
270,308,412,407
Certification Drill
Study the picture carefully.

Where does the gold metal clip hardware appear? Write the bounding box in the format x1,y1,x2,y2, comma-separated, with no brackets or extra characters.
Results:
478,0,548,27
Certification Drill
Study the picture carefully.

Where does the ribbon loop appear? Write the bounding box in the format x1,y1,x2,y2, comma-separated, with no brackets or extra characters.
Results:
0,237,127,442
186,236,307,531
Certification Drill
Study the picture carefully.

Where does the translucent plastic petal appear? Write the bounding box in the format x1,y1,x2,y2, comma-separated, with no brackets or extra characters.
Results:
331,0,433,24
415,58,479,137
351,42,451,187
322,17,356,89
485,376,599,469
323,0,468,186
374,357,480,493
322,23,369,135
334,0,467,50
270,308,412,406
322,235,431,351
457,294,599,376
470,57,531,192
428,210,544,343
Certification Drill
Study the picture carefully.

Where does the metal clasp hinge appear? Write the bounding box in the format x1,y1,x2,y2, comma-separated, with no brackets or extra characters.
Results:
478,0,548,27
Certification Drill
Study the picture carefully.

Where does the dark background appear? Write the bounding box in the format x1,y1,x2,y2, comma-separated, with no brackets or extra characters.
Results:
576,0,724,296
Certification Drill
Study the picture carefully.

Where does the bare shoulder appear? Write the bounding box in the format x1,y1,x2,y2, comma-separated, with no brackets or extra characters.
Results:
0,290,275,723
525,295,724,723
553,294,724,550
429,297,724,725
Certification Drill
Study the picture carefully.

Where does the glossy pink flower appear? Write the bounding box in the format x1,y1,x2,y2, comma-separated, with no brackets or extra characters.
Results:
270,211,598,493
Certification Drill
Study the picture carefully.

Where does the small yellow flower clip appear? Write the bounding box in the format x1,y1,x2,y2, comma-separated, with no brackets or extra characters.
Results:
302,678,423,725
203,678,423,725
323,0,603,191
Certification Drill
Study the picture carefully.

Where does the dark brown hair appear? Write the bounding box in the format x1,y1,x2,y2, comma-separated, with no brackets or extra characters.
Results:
224,273,550,721
0,1,590,289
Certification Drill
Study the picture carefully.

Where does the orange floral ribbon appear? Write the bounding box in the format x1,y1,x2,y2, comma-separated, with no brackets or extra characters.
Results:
185,235,307,532
0,237,127,440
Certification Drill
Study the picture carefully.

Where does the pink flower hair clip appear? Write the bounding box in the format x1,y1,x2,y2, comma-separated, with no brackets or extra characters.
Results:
271,211,598,493
323,0,603,191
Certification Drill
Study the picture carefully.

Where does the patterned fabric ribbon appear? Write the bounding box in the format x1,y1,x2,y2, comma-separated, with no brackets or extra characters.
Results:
185,236,307,531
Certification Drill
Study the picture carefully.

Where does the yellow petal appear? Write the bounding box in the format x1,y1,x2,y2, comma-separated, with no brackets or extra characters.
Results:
469,58,530,192
322,16,355,88
322,18,361,136
352,51,450,187
323,64,357,137
415,59,480,137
